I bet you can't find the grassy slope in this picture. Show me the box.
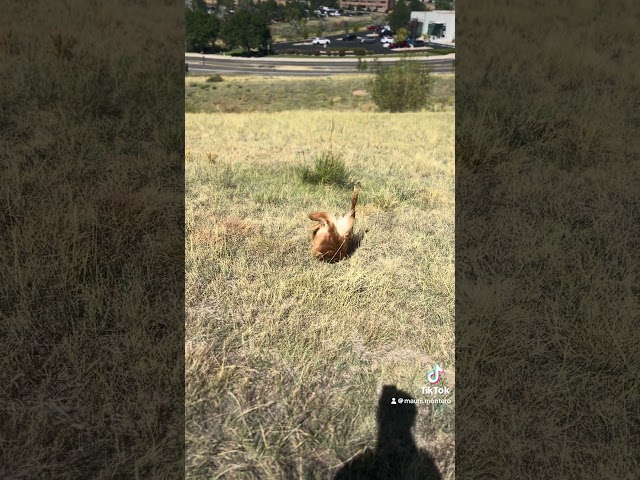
[186,82,455,477]
[185,74,455,113]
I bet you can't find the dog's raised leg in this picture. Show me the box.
[336,185,360,238]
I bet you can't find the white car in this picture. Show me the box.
[380,36,394,44]
[312,37,331,45]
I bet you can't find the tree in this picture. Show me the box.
[388,0,411,31]
[221,9,272,51]
[435,0,453,10]
[409,0,427,11]
[286,18,308,40]
[284,0,305,21]
[283,0,307,39]
[185,7,221,52]
[256,0,285,22]
[190,0,208,11]
[368,57,433,112]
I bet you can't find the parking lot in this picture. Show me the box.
[271,31,454,56]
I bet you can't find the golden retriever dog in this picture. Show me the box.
[308,184,360,262]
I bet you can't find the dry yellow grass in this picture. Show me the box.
[186,110,455,478]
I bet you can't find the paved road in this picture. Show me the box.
[272,31,454,56]
[184,54,454,77]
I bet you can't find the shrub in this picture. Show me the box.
[338,49,346,56]
[300,150,353,188]
[313,49,321,56]
[206,74,224,82]
[354,48,366,56]
[430,47,455,55]
[368,57,433,112]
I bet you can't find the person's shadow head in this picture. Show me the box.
[333,385,442,480]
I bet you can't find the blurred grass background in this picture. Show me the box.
[0,1,184,478]
[456,0,640,478]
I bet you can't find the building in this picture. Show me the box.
[410,10,455,44]
[340,0,396,13]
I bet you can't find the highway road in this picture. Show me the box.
[184,54,455,77]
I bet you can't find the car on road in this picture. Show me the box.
[342,34,358,41]
[311,37,331,45]
[411,39,426,47]
[360,36,377,44]
[380,36,394,44]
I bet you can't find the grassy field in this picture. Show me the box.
[185,73,455,114]
[186,77,455,478]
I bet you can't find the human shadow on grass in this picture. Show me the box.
[333,385,442,480]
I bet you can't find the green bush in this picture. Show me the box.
[354,48,366,56]
[338,49,346,56]
[300,151,353,188]
[206,74,224,82]
[368,57,433,112]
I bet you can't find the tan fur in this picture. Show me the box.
[309,185,360,262]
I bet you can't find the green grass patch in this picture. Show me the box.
[300,150,354,188]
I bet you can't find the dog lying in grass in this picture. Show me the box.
[309,184,360,263]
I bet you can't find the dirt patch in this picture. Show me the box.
[352,89,368,96]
